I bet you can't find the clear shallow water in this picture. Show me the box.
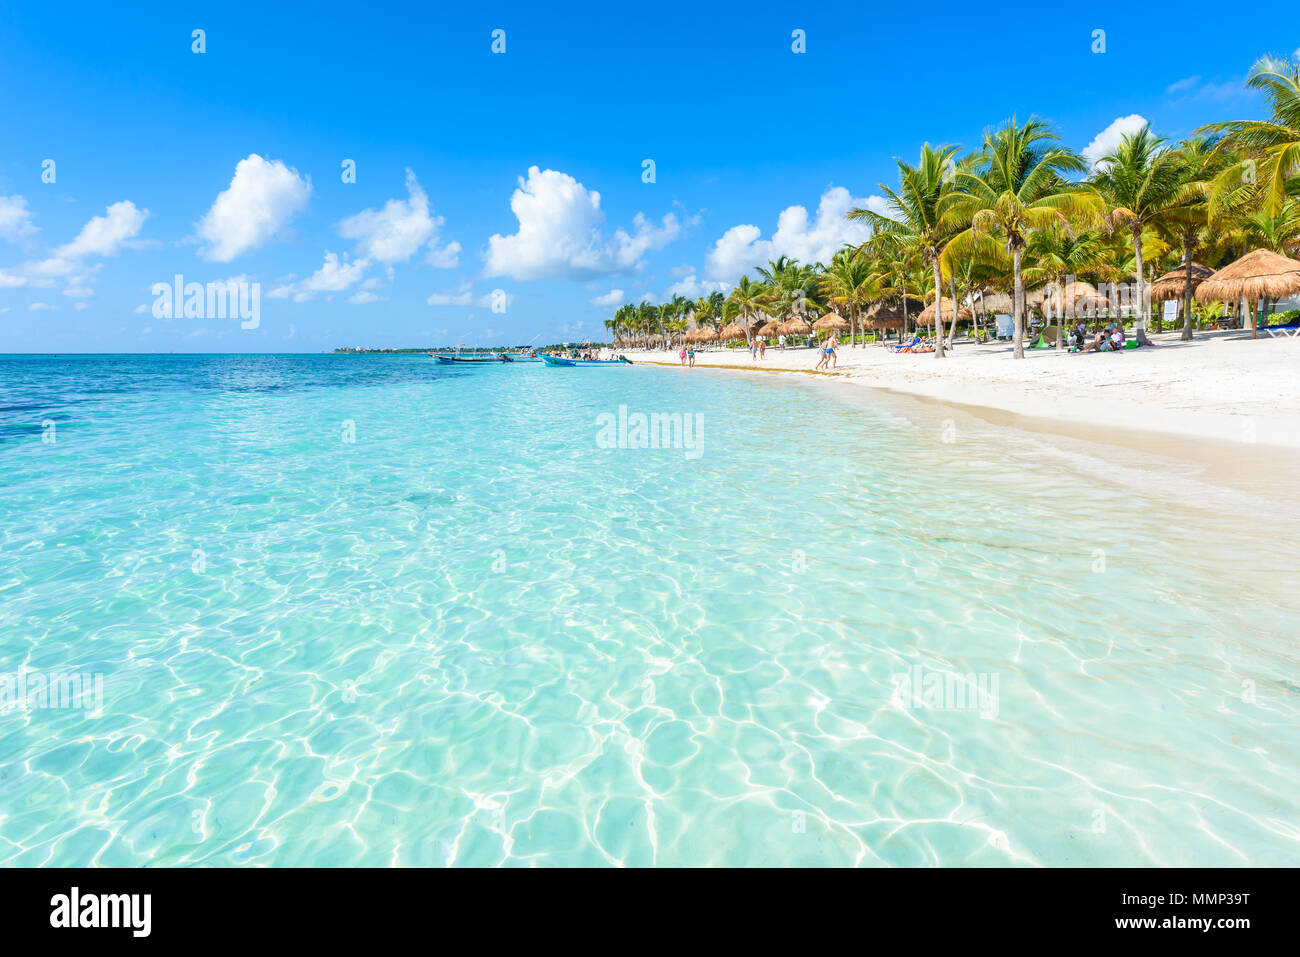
[1,353,1298,867]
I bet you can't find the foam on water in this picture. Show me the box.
[1,354,1298,866]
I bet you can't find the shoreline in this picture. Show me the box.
[625,328,1300,451]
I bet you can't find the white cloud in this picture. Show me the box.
[1166,76,1200,95]
[484,166,681,281]
[7,202,144,298]
[29,302,55,311]
[269,252,368,302]
[425,283,509,309]
[426,241,461,269]
[427,283,474,307]
[74,302,88,310]
[0,195,38,244]
[133,304,148,314]
[704,186,877,281]
[1083,114,1150,169]
[347,290,385,304]
[197,154,311,262]
[57,200,148,258]
[338,169,456,265]
[590,288,625,308]
[665,274,731,300]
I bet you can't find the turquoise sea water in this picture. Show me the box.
[1,353,1298,867]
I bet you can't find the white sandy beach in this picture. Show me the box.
[626,329,1300,450]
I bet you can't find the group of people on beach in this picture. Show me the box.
[1070,322,1135,353]
[677,346,696,367]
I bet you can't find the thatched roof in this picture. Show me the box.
[685,327,718,343]
[863,297,925,322]
[1040,280,1110,317]
[974,291,1014,313]
[1194,249,1300,303]
[1149,262,1214,302]
[917,297,972,324]
[972,290,1049,313]
[812,313,850,332]
[755,320,782,337]
[718,322,748,340]
[777,317,812,335]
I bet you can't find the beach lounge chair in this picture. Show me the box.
[1264,320,1300,338]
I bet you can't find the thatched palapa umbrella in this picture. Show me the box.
[1041,281,1110,319]
[1195,249,1300,338]
[812,312,850,334]
[861,298,922,343]
[976,291,1015,314]
[1149,262,1214,302]
[755,320,782,338]
[718,322,749,341]
[777,317,812,336]
[916,297,971,326]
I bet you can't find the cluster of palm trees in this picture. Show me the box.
[604,54,1300,359]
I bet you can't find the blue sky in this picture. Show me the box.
[0,0,1294,352]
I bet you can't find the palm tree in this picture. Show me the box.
[1022,225,1107,348]
[940,117,1101,358]
[1155,136,1237,340]
[636,300,658,349]
[1091,125,1186,341]
[723,276,767,344]
[1198,55,1300,217]
[822,248,879,346]
[1241,200,1300,255]
[850,143,961,357]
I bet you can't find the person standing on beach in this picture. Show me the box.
[687,347,695,367]
[778,334,786,351]
[759,339,766,360]
[826,334,839,369]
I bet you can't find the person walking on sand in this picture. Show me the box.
[759,339,766,360]
[679,346,687,366]
[687,346,695,367]
[814,339,829,371]
[778,333,786,352]
[825,334,839,369]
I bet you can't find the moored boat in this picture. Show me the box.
[541,354,632,367]
[431,353,510,363]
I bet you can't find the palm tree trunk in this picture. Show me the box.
[1131,226,1150,344]
[901,281,910,346]
[948,275,960,347]
[932,258,946,358]
[1012,245,1025,359]
[1181,236,1195,341]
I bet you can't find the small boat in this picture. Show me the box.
[541,354,632,367]
[431,353,511,364]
